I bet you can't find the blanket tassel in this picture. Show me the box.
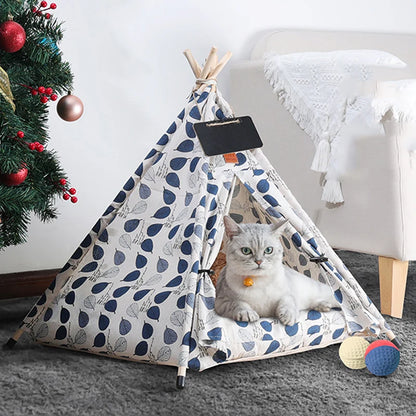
[311,135,330,173]
[322,179,344,204]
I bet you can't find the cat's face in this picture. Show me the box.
[223,216,285,276]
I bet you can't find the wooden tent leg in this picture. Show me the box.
[176,366,186,389]
[378,256,408,319]
[3,327,25,350]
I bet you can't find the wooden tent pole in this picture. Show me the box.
[209,51,232,79]
[200,46,218,79]
[183,49,202,78]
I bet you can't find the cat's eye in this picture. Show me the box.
[241,247,252,255]
[264,247,273,254]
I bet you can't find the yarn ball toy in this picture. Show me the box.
[365,340,400,376]
[339,337,370,369]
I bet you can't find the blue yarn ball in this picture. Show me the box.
[365,340,400,376]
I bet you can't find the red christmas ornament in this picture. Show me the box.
[57,92,84,121]
[0,20,26,53]
[0,166,28,186]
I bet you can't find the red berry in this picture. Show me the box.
[59,178,67,185]
[17,131,24,138]
[50,3,57,9]
[32,7,37,12]
[40,1,47,7]
[50,94,58,101]
[34,141,40,146]
[40,96,48,104]
[45,87,53,95]
[69,187,76,195]
[31,89,38,96]
[28,143,36,150]
[71,196,78,203]
[36,11,42,16]
[45,13,51,19]
[63,193,70,200]
[38,86,45,94]
[36,144,44,152]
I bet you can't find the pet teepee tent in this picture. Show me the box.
[7,48,398,389]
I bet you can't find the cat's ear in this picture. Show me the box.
[270,219,289,236]
[223,215,242,239]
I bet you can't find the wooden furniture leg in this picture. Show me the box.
[378,256,408,319]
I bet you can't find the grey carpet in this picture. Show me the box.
[1,251,415,416]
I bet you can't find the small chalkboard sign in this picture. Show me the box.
[194,116,263,156]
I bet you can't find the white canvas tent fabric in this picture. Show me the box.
[11,49,396,387]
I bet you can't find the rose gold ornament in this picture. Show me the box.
[0,165,28,186]
[57,92,84,121]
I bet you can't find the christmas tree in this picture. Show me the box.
[0,0,80,249]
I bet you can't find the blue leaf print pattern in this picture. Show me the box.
[142,323,153,339]
[307,325,321,335]
[176,140,194,152]
[119,318,132,336]
[123,270,140,282]
[124,219,140,233]
[139,183,151,199]
[334,289,343,303]
[310,335,323,346]
[265,340,280,354]
[332,328,345,339]
[147,306,160,321]
[78,311,89,328]
[285,323,299,336]
[153,206,171,219]
[307,310,322,321]
[207,327,222,341]
[81,262,98,273]
[135,341,148,356]
[154,291,171,304]
[147,224,163,237]
[157,258,169,273]
[71,277,88,290]
[136,254,148,269]
[114,249,125,265]
[185,122,196,138]
[99,314,110,330]
[166,172,180,188]
[164,327,178,344]
[141,239,153,253]
[163,188,176,205]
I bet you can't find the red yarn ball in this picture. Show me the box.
[0,20,26,53]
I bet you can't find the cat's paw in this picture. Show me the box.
[234,309,259,323]
[276,305,298,326]
[314,301,332,312]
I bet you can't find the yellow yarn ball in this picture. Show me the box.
[339,337,370,369]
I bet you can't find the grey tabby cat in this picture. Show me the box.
[214,216,339,325]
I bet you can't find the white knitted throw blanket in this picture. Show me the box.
[264,50,406,203]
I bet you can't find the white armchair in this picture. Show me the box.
[230,30,416,318]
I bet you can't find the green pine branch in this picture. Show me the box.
[0,1,76,249]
